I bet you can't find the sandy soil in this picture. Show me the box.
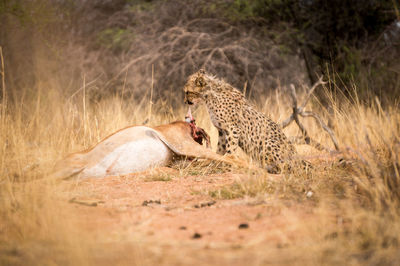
[50,164,333,265]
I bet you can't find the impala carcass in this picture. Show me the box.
[51,112,245,179]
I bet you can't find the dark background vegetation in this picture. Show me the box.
[0,0,399,103]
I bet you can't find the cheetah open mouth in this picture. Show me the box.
[186,100,194,105]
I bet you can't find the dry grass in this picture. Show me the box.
[0,69,400,265]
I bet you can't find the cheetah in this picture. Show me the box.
[183,69,296,173]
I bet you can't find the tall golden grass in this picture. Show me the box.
[0,60,400,265]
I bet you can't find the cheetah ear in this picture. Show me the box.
[195,76,206,87]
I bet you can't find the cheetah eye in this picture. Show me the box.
[195,77,205,87]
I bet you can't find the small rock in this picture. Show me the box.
[192,232,202,239]
[142,199,161,206]
[179,226,187,230]
[238,223,249,229]
[193,201,216,208]
[207,201,216,206]
[306,191,313,198]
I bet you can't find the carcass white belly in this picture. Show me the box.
[80,127,173,178]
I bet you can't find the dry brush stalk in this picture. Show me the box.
[281,76,340,152]
[98,7,307,100]
[0,46,6,122]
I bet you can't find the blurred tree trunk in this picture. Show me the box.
[0,14,36,100]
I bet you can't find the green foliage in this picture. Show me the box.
[3,0,397,100]
[253,0,295,22]
[128,0,155,12]
[223,0,257,21]
[338,45,363,83]
[252,0,398,96]
[97,27,132,52]
[201,0,258,21]
[201,0,397,94]
[0,0,69,29]
[0,1,26,20]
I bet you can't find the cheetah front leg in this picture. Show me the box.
[225,126,240,155]
[217,130,227,155]
[263,138,283,174]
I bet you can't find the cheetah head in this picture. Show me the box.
[183,69,210,105]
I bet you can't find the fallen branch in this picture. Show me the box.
[281,76,340,152]
[301,111,340,150]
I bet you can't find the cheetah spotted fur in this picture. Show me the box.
[183,69,296,173]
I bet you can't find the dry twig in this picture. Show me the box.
[281,76,340,152]
[0,46,6,123]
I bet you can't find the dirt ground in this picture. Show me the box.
[53,163,334,266]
